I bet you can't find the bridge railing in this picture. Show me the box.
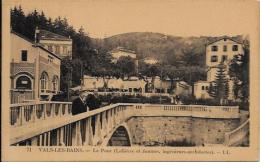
[130,104,239,118]
[10,103,240,146]
[92,91,171,97]
[10,103,135,146]
[10,101,72,127]
[224,119,249,146]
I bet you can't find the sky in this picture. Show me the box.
[5,0,257,38]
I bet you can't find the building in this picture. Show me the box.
[193,81,211,99]
[206,36,244,82]
[152,76,172,93]
[174,81,192,96]
[109,47,137,63]
[37,29,72,59]
[10,31,61,103]
[143,57,159,65]
[121,77,146,93]
[83,75,146,93]
[193,36,244,100]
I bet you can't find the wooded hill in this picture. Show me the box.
[92,32,245,66]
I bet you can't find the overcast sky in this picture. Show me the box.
[6,0,256,38]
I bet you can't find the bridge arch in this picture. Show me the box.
[102,123,132,146]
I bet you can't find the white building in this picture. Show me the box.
[83,75,146,93]
[37,29,73,59]
[174,81,192,96]
[206,36,244,82]
[194,36,244,100]
[143,57,159,65]
[10,31,61,103]
[193,81,211,99]
[109,47,137,63]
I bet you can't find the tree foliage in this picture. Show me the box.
[208,63,229,105]
[115,56,136,79]
[229,46,249,103]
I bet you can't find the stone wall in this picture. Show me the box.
[126,116,239,146]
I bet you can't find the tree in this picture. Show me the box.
[208,63,229,105]
[181,47,201,66]
[11,6,26,34]
[229,45,249,103]
[116,56,136,79]
[60,57,72,91]
[139,63,160,92]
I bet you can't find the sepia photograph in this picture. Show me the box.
[2,0,259,161]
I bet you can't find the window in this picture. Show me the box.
[211,45,218,51]
[232,45,238,51]
[52,76,59,93]
[40,72,49,92]
[223,45,227,52]
[202,86,205,90]
[48,55,54,64]
[48,45,53,52]
[211,56,218,62]
[21,50,27,61]
[206,86,209,90]
[63,46,68,54]
[55,45,60,54]
[222,55,228,62]
[16,76,32,89]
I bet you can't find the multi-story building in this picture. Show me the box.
[37,29,72,59]
[206,36,244,82]
[10,31,61,103]
[194,36,244,99]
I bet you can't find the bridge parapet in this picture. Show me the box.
[10,103,134,146]
[10,103,240,146]
[130,104,239,118]
[10,101,72,127]
[224,119,249,146]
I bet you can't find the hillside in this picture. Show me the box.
[91,32,244,66]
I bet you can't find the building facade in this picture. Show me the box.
[10,32,61,103]
[83,75,146,93]
[193,81,211,99]
[206,37,244,82]
[194,36,244,99]
[37,29,72,59]
[143,57,158,65]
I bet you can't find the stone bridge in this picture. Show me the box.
[10,101,249,147]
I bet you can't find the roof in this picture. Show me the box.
[194,80,210,84]
[11,31,61,60]
[110,47,136,54]
[11,30,35,44]
[206,36,243,46]
[38,29,72,41]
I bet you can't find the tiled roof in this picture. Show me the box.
[206,36,243,46]
[38,29,72,41]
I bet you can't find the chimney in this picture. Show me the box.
[34,26,40,44]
